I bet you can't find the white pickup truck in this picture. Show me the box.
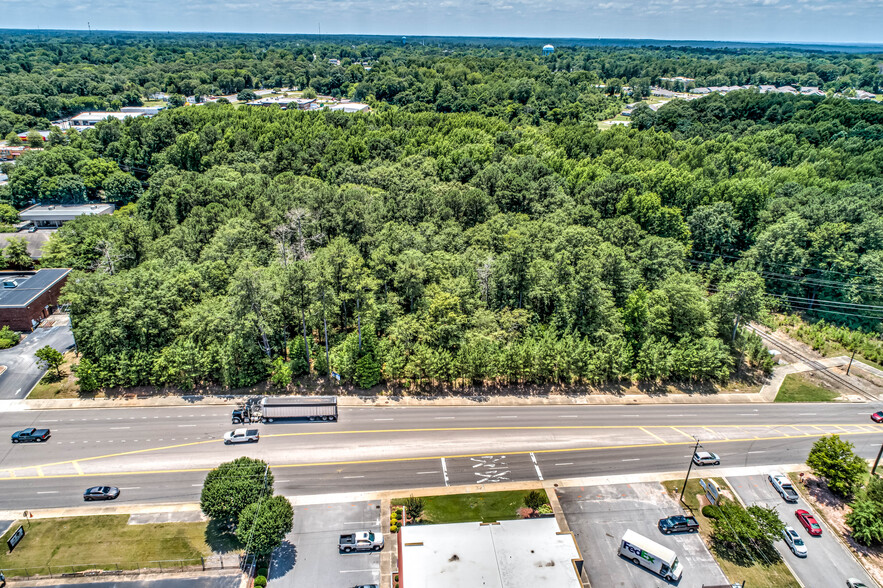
[339,531,384,553]
[768,472,799,503]
[223,428,260,445]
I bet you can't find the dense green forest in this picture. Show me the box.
[1,32,882,391]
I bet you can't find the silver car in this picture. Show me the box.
[782,526,807,557]
[692,451,720,466]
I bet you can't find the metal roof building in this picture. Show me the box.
[20,204,115,228]
[0,269,71,331]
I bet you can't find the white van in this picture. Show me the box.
[619,529,683,582]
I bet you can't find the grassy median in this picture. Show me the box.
[775,373,839,402]
[0,515,224,576]
[661,479,799,588]
[393,489,547,524]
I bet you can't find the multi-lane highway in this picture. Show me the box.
[0,403,880,509]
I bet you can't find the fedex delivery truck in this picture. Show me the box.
[619,529,683,582]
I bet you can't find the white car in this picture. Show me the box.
[847,580,869,588]
[782,526,807,557]
[692,451,720,466]
[223,428,260,444]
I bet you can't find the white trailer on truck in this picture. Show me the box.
[260,396,338,422]
[619,529,683,582]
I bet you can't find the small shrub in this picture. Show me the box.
[0,325,21,349]
[403,495,425,520]
[524,490,545,511]
[253,576,267,587]
[702,504,718,519]
[391,524,398,533]
[395,507,403,517]
[257,568,268,578]
[537,503,553,515]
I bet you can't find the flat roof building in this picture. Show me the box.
[69,111,144,128]
[401,518,584,588]
[20,203,115,228]
[0,269,71,331]
[328,102,370,113]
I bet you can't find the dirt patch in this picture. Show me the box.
[793,473,883,586]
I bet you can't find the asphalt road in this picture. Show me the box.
[727,474,876,588]
[558,482,728,587]
[18,574,242,588]
[0,324,73,399]
[269,501,382,588]
[0,403,880,510]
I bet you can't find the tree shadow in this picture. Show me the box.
[204,519,243,554]
[711,538,781,568]
[268,540,297,579]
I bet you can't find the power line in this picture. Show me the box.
[691,250,873,279]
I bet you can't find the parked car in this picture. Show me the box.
[353,585,380,588]
[847,579,869,588]
[871,411,883,423]
[796,509,822,536]
[83,486,120,501]
[11,428,51,443]
[658,515,699,534]
[768,472,799,502]
[223,428,260,444]
[781,526,807,557]
[339,531,384,553]
[692,451,720,466]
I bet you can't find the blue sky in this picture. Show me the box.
[4,0,881,45]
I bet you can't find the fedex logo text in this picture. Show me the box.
[623,541,656,564]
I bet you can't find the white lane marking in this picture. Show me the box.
[343,476,365,479]
[15,389,22,396]
[416,471,438,475]
[798,413,817,415]
[118,487,141,490]
[373,418,394,421]
[339,569,376,573]
[667,414,695,417]
[497,416,518,419]
[558,415,578,418]
[441,457,449,487]
[191,484,202,487]
[343,521,379,525]
[738,413,758,416]
[41,420,58,422]
[621,458,640,462]
[748,451,766,454]
[434,417,455,420]
[177,425,197,428]
[530,452,543,481]
[555,462,574,466]
[110,427,130,430]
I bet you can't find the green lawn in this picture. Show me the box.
[775,373,839,402]
[393,489,547,524]
[0,515,230,577]
[661,479,799,588]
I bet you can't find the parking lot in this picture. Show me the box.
[727,475,877,588]
[557,482,727,587]
[268,500,381,588]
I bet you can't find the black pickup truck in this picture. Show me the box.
[11,428,51,443]
[658,515,699,534]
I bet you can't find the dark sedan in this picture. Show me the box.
[83,486,120,501]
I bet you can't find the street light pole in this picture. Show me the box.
[679,438,701,505]
[872,441,883,477]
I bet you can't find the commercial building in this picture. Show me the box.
[400,518,584,588]
[0,269,71,331]
[20,203,115,229]
[328,102,370,113]
[69,111,144,128]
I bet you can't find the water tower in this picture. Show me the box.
[542,44,554,56]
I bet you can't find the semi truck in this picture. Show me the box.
[619,529,683,582]
[232,396,338,424]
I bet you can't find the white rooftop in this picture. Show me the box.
[20,203,115,221]
[70,112,144,122]
[401,518,582,588]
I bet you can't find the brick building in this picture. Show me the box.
[0,269,71,331]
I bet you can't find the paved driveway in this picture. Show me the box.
[0,323,73,399]
[727,474,877,588]
[558,482,727,587]
[269,501,381,588]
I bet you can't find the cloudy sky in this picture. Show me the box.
[4,0,881,45]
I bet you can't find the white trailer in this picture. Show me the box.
[260,396,338,422]
[619,529,683,582]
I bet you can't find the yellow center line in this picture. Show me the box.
[36,467,43,478]
[72,461,84,476]
[640,427,669,444]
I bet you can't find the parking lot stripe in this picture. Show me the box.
[670,427,695,440]
[441,457,449,486]
[640,427,669,444]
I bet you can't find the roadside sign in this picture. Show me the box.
[6,525,24,552]
[331,371,341,382]
[699,479,720,505]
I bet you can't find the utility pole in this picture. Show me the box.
[846,348,857,376]
[873,441,883,477]
[322,291,330,377]
[679,438,701,505]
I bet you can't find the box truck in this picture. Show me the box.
[619,529,683,582]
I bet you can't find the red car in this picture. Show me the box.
[872,411,883,423]
[796,509,822,536]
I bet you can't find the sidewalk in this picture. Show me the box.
[1,355,875,413]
